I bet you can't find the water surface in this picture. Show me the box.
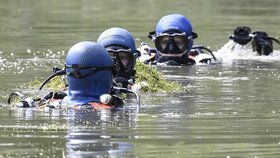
[1,0,280,157]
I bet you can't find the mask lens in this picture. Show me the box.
[118,51,130,67]
[107,48,132,69]
[156,33,189,54]
[173,35,187,50]
[158,36,170,51]
[108,51,116,57]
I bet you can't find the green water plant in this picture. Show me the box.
[22,61,184,93]
[21,76,65,91]
[134,61,184,92]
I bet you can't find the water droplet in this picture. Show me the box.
[27,49,31,53]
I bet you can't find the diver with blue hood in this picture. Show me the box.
[97,27,139,88]
[8,41,130,108]
[61,41,127,108]
[140,14,216,65]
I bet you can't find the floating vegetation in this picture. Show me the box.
[17,61,184,93]
[134,61,184,92]
[21,76,66,92]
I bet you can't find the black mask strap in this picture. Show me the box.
[65,64,115,79]
[148,31,156,40]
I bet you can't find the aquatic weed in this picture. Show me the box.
[135,61,184,92]
[18,61,184,93]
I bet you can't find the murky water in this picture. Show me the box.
[1,0,280,157]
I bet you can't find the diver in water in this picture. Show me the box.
[61,41,124,107]
[139,14,216,65]
[251,31,280,56]
[229,26,253,46]
[8,41,127,108]
[229,26,280,56]
[97,27,139,88]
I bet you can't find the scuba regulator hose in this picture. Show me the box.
[38,69,66,91]
[113,86,140,108]
[8,68,66,106]
[192,45,217,61]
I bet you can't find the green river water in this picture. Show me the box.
[0,0,280,157]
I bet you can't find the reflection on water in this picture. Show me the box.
[66,109,138,157]
[0,108,139,157]
[0,108,66,157]
[1,0,280,157]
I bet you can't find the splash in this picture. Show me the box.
[213,40,280,63]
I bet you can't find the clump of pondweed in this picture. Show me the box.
[21,76,66,91]
[22,61,184,93]
[135,61,184,92]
